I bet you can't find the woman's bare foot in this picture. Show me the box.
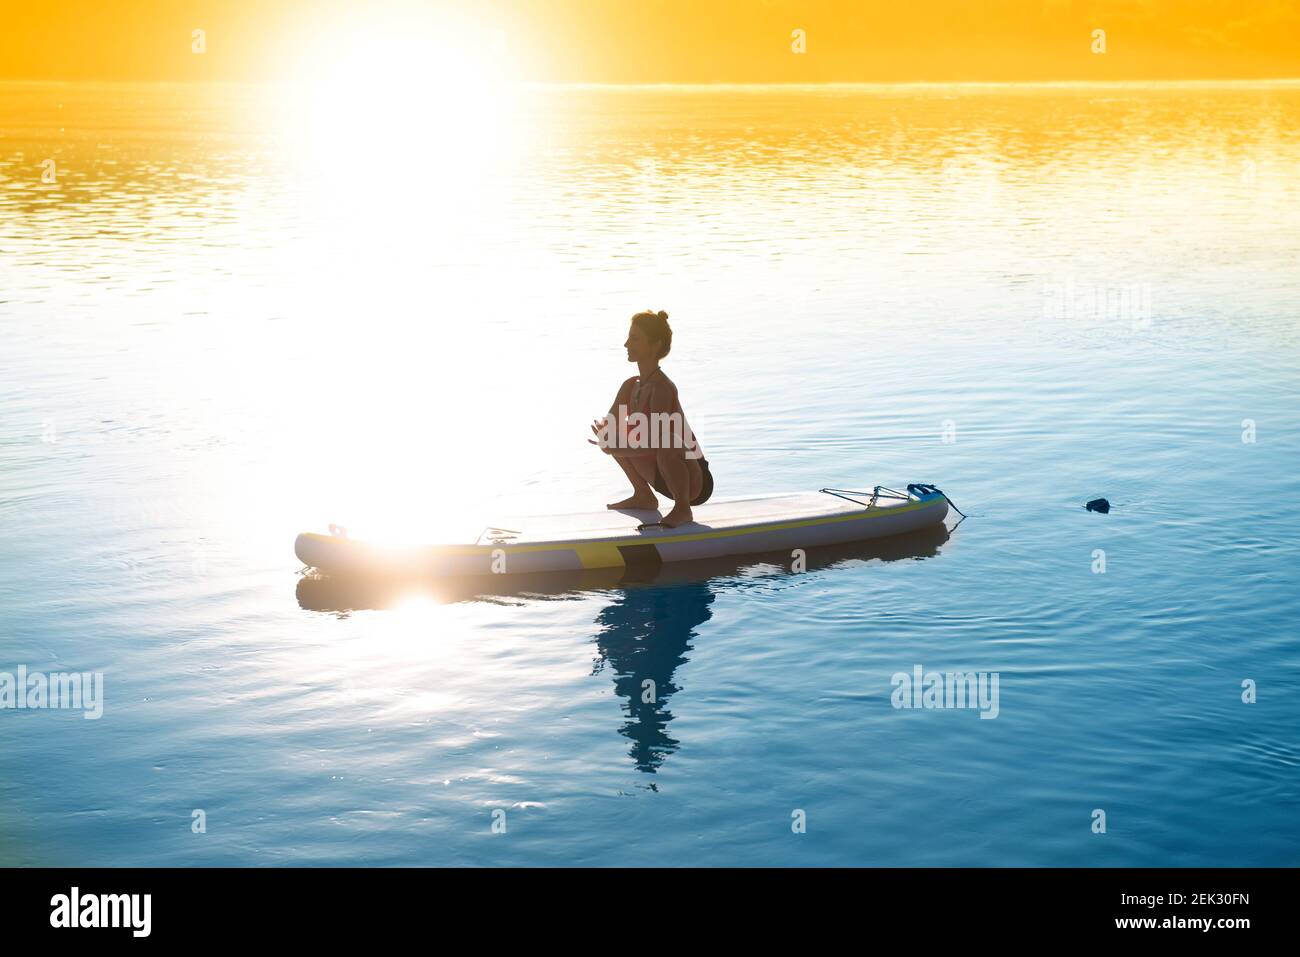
[661,504,693,527]
[608,492,658,510]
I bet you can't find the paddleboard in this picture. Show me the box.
[294,485,952,578]
[296,521,953,611]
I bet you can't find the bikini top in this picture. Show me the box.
[630,368,664,412]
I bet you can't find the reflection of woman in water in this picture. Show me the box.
[593,580,715,774]
[591,310,713,527]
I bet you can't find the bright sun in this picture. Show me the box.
[276,5,524,189]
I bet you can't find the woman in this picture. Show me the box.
[590,310,713,527]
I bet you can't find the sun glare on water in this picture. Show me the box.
[279,9,525,197]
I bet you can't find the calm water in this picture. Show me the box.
[2,80,1298,866]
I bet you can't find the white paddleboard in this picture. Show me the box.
[295,486,951,578]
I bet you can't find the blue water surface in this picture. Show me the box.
[1,81,1298,865]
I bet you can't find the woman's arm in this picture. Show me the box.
[591,378,643,456]
[609,376,634,416]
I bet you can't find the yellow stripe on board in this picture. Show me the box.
[573,542,627,570]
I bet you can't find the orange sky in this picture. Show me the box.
[1,0,1297,83]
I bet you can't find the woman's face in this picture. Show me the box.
[624,322,658,363]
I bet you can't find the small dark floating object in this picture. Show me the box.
[1085,498,1110,513]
